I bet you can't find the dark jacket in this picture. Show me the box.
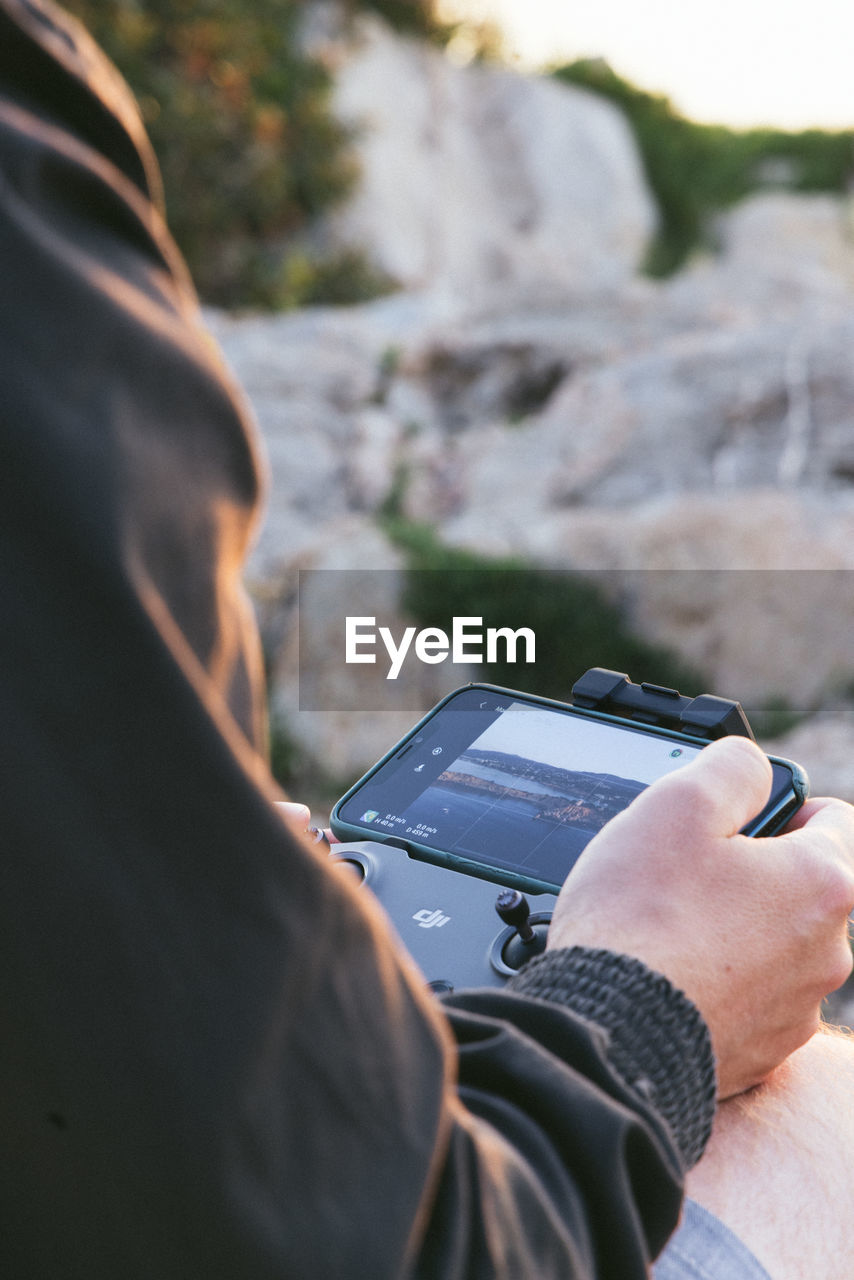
[0,2,713,1274]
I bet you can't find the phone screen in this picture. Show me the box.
[333,686,801,891]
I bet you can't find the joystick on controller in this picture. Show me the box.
[493,889,549,972]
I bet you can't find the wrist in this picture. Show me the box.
[508,946,717,1170]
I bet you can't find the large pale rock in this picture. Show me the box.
[264,519,414,780]
[714,192,854,295]
[764,717,854,804]
[262,518,474,780]
[323,16,657,303]
[206,303,432,580]
[423,303,854,531]
[608,556,854,712]
[437,494,854,709]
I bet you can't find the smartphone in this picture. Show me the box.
[331,684,809,895]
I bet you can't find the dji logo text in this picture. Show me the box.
[413,908,451,929]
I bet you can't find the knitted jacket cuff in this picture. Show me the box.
[508,946,717,1169]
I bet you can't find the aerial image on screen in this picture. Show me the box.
[398,700,700,885]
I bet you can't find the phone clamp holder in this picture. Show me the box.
[570,668,755,741]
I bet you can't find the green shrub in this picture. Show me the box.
[554,59,854,276]
[274,247,399,310]
[383,519,706,701]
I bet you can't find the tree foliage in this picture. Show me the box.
[554,59,854,276]
[63,0,358,306]
[343,0,452,41]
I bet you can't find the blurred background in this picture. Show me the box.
[64,0,854,819]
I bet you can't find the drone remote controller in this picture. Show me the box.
[329,670,807,994]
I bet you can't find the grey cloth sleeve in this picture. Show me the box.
[509,947,718,1170]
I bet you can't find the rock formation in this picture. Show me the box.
[316,13,657,303]
[206,15,854,790]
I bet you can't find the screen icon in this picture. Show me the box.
[361,810,380,822]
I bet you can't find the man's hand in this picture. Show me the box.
[274,801,338,847]
[547,736,854,1097]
